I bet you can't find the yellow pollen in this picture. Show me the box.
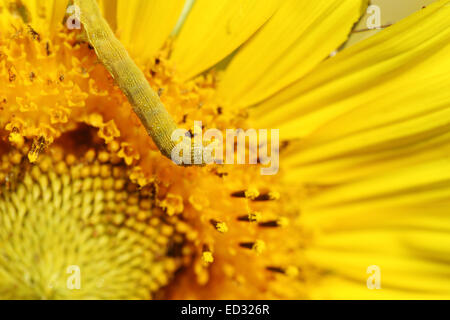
[159,194,184,216]
[277,217,289,228]
[202,252,214,265]
[248,211,262,222]
[245,188,260,200]
[252,240,266,255]
[215,222,228,233]
[268,191,281,200]
[285,266,300,278]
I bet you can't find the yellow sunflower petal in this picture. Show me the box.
[310,229,450,262]
[261,0,450,184]
[310,276,449,300]
[1,0,68,33]
[0,1,13,30]
[304,203,450,234]
[217,0,368,108]
[283,128,450,185]
[43,0,68,31]
[98,0,117,31]
[253,0,450,136]
[116,0,185,60]
[307,254,450,299]
[170,0,279,80]
[299,158,450,250]
[299,156,450,298]
[305,229,450,298]
[303,158,450,210]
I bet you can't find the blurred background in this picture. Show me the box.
[346,0,436,47]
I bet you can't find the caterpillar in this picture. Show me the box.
[73,0,201,165]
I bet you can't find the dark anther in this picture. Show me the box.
[231,190,246,198]
[252,193,275,201]
[209,219,219,227]
[27,26,41,42]
[266,266,285,274]
[239,242,255,250]
[259,220,280,228]
[8,72,16,82]
[214,171,228,178]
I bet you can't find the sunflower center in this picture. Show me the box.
[0,147,190,299]
[0,12,308,300]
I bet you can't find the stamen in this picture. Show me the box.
[202,251,214,265]
[266,266,299,277]
[259,218,288,228]
[231,190,247,198]
[239,240,266,254]
[28,137,47,163]
[231,189,280,201]
[210,219,229,233]
[231,188,260,199]
[27,26,40,42]
[202,244,214,266]
[252,191,280,202]
[266,266,285,274]
[237,211,262,223]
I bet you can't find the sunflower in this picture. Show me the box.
[0,0,449,300]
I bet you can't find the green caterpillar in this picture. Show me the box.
[74,0,201,165]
